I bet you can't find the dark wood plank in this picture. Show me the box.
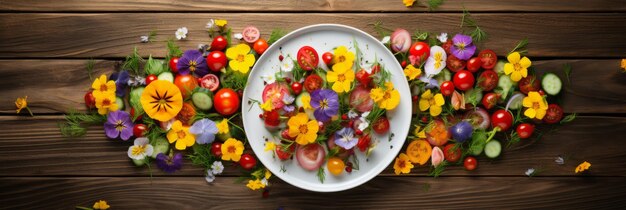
[0,13,625,58]
[2,59,624,114]
[1,0,624,12]
[1,116,624,177]
[1,176,625,209]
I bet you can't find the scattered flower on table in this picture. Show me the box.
[15,96,33,116]
[522,91,548,120]
[403,64,422,81]
[419,89,445,116]
[394,153,414,175]
[156,152,183,173]
[189,119,218,144]
[575,161,591,173]
[221,138,244,162]
[233,33,243,40]
[175,27,188,40]
[451,34,476,60]
[431,146,444,167]
[211,161,224,175]
[370,82,401,110]
[92,200,110,210]
[103,110,133,140]
[140,35,149,43]
[403,0,416,7]
[177,50,209,76]
[504,52,531,82]
[436,33,448,43]
[620,59,626,72]
[310,89,339,122]
[225,44,256,74]
[380,36,390,44]
[140,80,183,122]
[215,19,228,27]
[555,156,565,165]
[166,120,196,150]
[525,168,536,177]
[205,170,216,183]
[425,46,447,77]
[287,113,319,145]
[334,127,358,150]
[246,179,266,190]
[127,137,154,160]
[205,19,215,29]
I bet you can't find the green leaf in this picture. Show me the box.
[267,28,288,45]
[563,63,572,84]
[413,30,429,41]
[166,39,183,58]
[461,9,488,43]
[86,59,95,81]
[317,167,326,183]
[427,0,445,11]
[509,38,529,55]
[429,161,447,177]
[560,113,576,124]
[122,47,144,75]
[144,55,165,75]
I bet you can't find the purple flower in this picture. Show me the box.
[103,110,134,140]
[177,50,209,77]
[334,127,358,150]
[189,119,218,144]
[451,34,476,60]
[156,153,183,173]
[110,71,129,97]
[309,89,339,122]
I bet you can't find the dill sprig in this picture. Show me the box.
[317,167,326,183]
[460,9,487,43]
[221,70,248,91]
[59,110,106,137]
[148,30,158,42]
[370,21,392,38]
[427,0,445,11]
[563,63,572,84]
[86,59,95,80]
[122,47,144,75]
[509,38,529,55]
[188,144,217,170]
[429,161,448,177]
[560,113,577,124]
[165,39,183,65]
[267,28,288,45]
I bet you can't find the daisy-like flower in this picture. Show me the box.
[424,46,447,77]
[522,91,548,120]
[221,138,244,162]
[380,36,390,44]
[140,80,183,122]
[205,170,216,183]
[332,46,355,68]
[215,19,227,27]
[95,93,118,115]
[280,56,294,72]
[575,161,591,173]
[205,19,215,29]
[504,52,531,82]
[156,153,183,173]
[103,110,133,140]
[261,73,276,84]
[525,168,536,177]
[233,33,243,40]
[166,120,196,150]
[127,137,154,160]
[431,146,444,167]
[369,82,401,110]
[177,50,209,77]
[211,161,224,175]
[91,74,116,99]
[287,113,319,145]
[189,119,218,144]
[310,89,339,122]
[93,200,110,210]
[393,153,414,175]
[140,35,149,43]
[419,89,445,116]
[403,64,422,81]
[175,27,188,40]
[334,127,358,150]
[451,34,476,61]
[436,33,448,43]
[226,44,256,74]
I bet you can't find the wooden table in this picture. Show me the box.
[1,0,626,209]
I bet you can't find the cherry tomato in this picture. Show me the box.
[214,88,240,116]
[199,74,220,91]
[446,55,466,72]
[327,157,346,176]
[491,109,514,131]
[206,51,228,72]
[174,74,198,98]
[130,107,143,122]
[242,26,260,43]
[253,38,269,55]
[372,117,390,134]
[543,104,564,124]
[453,70,475,91]
[84,91,96,109]
[477,70,499,92]
[304,74,323,93]
[442,40,453,54]
[467,57,483,73]
[176,103,197,126]
[211,142,222,157]
[145,74,158,85]
[210,36,228,51]
[440,81,455,96]
[355,69,371,87]
[443,144,462,163]
[322,52,333,66]
[409,42,430,65]
[478,49,497,69]
[263,110,280,128]
[275,144,294,160]
[133,124,147,137]
[518,75,541,95]
[516,123,535,139]
[291,82,303,95]
[481,92,500,110]
[239,154,257,170]
[463,156,478,171]
[297,46,319,71]
[169,57,179,73]
[356,134,371,152]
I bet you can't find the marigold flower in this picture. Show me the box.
[92,200,110,210]
[221,138,244,162]
[332,46,355,68]
[370,82,401,110]
[166,120,196,150]
[393,153,414,175]
[287,113,319,145]
[215,19,228,27]
[504,52,531,82]
[226,44,255,74]
[327,63,355,93]
[216,118,230,134]
[246,179,266,190]
[95,93,118,115]
[419,89,445,116]
[575,161,591,173]
[522,91,548,120]
[264,142,276,152]
[403,64,422,81]
[91,74,116,99]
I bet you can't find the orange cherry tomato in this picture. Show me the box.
[174,74,198,98]
[327,157,345,176]
[406,140,432,165]
[253,38,269,55]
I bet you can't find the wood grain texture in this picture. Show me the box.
[1,115,624,177]
[1,59,624,114]
[1,13,625,58]
[1,176,625,209]
[1,0,625,12]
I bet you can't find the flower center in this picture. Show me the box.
[102,99,111,106]
[177,130,186,139]
[398,159,406,168]
[115,120,125,132]
[100,84,108,92]
[189,60,197,72]
[319,99,328,109]
[514,63,522,71]
[338,74,346,82]
[131,145,146,156]
[237,54,245,62]
[299,124,309,134]
[429,98,437,106]
[165,157,173,165]
[338,55,346,63]
[228,145,236,153]
[434,52,443,69]
[150,90,174,112]
[458,43,466,50]
[532,102,540,110]
[383,92,392,100]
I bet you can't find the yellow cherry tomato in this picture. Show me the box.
[406,140,432,165]
[327,157,345,176]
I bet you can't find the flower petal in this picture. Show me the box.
[507,52,521,63]
[419,99,430,111]
[504,63,514,75]
[434,94,445,106]
[520,57,532,68]
[430,105,442,116]
[524,108,537,118]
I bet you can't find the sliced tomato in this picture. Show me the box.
[304,74,323,93]
[242,26,260,43]
[478,70,499,92]
[446,55,466,72]
[478,49,497,69]
[518,75,541,95]
[199,74,220,91]
[543,104,563,124]
[297,46,319,71]
[262,82,290,109]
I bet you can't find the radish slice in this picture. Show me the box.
[505,92,524,111]
[295,144,326,171]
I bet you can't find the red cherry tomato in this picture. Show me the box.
[446,55,466,72]
[467,57,483,73]
[84,91,96,109]
[409,42,430,65]
[291,82,303,95]
[516,123,535,139]
[242,26,260,43]
[478,70,499,92]
[130,107,142,122]
[206,51,228,72]
[133,124,147,137]
[464,156,478,171]
[275,144,295,160]
[356,134,371,152]
[440,81,455,96]
[199,74,220,91]
[491,109,514,131]
[214,88,240,116]
[210,36,228,51]
[444,144,462,163]
[239,154,257,170]
[355,69,372,87]
[478,49,497,69]
[174,74,198,98]
[253,38,269,55]
[543,104,564,124]
[442,40,453,54]
[304,74,323,93]
[297,46,319,71]
[372,117,390,134]
[211,142,222,157]
[518,76,541,95]
[169,57,179,73]
[263,110,280,128]
[370,64,381,75]
[145,74,158,85]
[481,92,500,110]
[322,52,333,66]
[453,70,475,91]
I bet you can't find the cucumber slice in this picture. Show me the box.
[132,158,147,166]
[435,69,452,84]
[494,60,506,75]
[496,74,514,100]
[484,140,502,158]
[158,72,174,83]
[192,91,213,111]
[542,73,562,96]
[295,92,310,108]
[115,97,124,110]
[506,92,524,111]
[151,137,170,158]
[129,87,144,113]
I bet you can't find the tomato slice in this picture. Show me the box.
[242,26,260,43]
[446,55,466,72]
[543,104,563,124]
[443,144,462,163]
[478,70,499,92]
[297,46,319,71]
[262,83,289,109]
[175,102,197,126]
[406,140,432,165]
[304,74,323,93]
[518,75,541,95]
[479,49,497,69]
[199,74,220,91]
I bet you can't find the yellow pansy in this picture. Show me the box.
[522,91,548,120]
[140,80,183,122]
[327,62,355,93]
[216,118,230,134]
[264,141,276,152]
[403,65,422,81]
[333,46,355,67]
[221,138,244,162]
[93,200,110,210]
[403,0,416,7]
[260,100,274,111]
[418,89,445,116]
[370,82,401,110]
[504,52,531,82]
[575,161,591,173]
[226,44,255,74]
[95,93,118,115]
[91,74,116,99]
[215,19,227,27]
[246,179,266,190]
[166,120,196,150]
[393,153,414,175]
[287,113,319,145]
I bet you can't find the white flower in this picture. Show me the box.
[175,27,188,40]
[198,44,207,50]
[525,168,535,177]
[436,33,448,43]
[280,56,294,72]
[261,73,276,84]
[261,178,269,186]
[205,170,216,183]
[555,156,565,165]
[205,19,215,29]
[140,35,149,43]
[347,110,359,119]
[282,94,295,104]
[380,36,390,44]
[357,111,370,131]
[211,161,224,175]
[424,46,447,77]
[127,137,154,160]
[233,33,243,40]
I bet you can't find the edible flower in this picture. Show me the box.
[211,161,224,175]
[103,110,134,140]
[504,52,531,82]
[403,64,422,81]
[226,44,256,74]
[525,168,536,177]
[177,50,209,76]
[140,80,183,122]
[216,118,230,134]
[332,46,355,69]
[431,146,444,167]
[424,46,447,77]
[413,125,426,139]
[92,200,110,210]
[310,89,339,122]
[215,19,227,27]
[419,89,445,116]
[287,113,319,145]
[369,82,401,110]
[334,127,358,150]
[264,141,276,152]
[246,179,266,190]
[393,153,414,175]
[109,71,129,97]
[95,93,118,115]
[166,120,196,150]
[91,74,116,99]
[156,152,183,173]
[451,34,476,60]
[15,96,33,116]
[175,27,188,40]
[189,119,218,144]
[621,59,626,72]
[221,138,244,162]
[522,91,548,120]
[127,137,154,160]
[436,33,448,43]
[327,62,355,93]
[403,0,416,7]
[260,100,274,111]
[575,161,591,173]
[300,94,313,110]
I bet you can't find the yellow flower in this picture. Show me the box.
[575,161,591,173]
[226,44,255,74]
[260,100,274,111]
[301,94,313,110]
[327,62,355,93]
[403,65,422,81]
[264,169,272,179]
[419,89,445,116]
[393,153,414,175]
[91,74,116,99]
[522,91,548,120]
[264,141,276,152]
[216,118,230,134]
[95,93,118,115]
[246,179,266,190]
[215,19,227,27]
[140,80,183,122]
[15,96,33,116]
[403,0,416,7]
[369,82,401,110]
[221,138,244,162]
[166,120,196,150]
[287,113,319,145]
[93,200,110,210]
[504,52,531,82]
[621,59,626,72]
[413,125,426,139]
[333,46,355,67]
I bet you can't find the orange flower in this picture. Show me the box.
[575,161,591,173]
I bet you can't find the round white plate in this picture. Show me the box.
[242,24,411,192]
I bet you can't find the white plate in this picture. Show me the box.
[242,24,411,192]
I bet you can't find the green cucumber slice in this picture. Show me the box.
[484,140,502,158]
[496,74,514,100]
[115,97,124,110]
[541,73,562,96]
[192,92,213,111]
[494,60,506,75]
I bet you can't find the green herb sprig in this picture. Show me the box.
[461,9,487,43]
